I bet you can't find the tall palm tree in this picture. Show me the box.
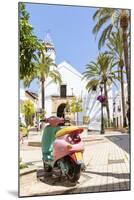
[120,10,130,86]
[92,8,130,84]
[83,53,119,127]
[23,50,62,113]
[106,30,127,127]
[92,8,130,128]
[120,10,130,128]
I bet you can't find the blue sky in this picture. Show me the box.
[22,3,106,92]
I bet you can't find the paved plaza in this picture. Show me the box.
[20,129,130,197]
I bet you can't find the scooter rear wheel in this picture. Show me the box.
[65,156,81,183]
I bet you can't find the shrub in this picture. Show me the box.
[20,122,26,128]
[20,162,28,169]
[20,157,28,169]
[20,126,28,137]
[20,99,35,127]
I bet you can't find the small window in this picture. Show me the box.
[60,85,67,97]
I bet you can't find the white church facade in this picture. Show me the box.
[38,39,113,130]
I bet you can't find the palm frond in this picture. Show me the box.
[93,8,114,21]
[86,79,99,92]
[83,61,101,80]
[108,77,118,88]
[92,15,111,35]
[49,70,62,84]
[23,74,35,88]
[92,9,101,20]
[98,24,113,49]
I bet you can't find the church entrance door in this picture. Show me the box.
[57,103,66,118]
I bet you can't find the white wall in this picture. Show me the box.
[44,61,83,98]
[57,61,83,97]
[113,83,128,127]
[81,83,113,129]
[45,96,52,118]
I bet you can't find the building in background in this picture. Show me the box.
[38,36,113,129]
[113,83,128,128]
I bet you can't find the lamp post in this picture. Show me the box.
[113,101,116,128]
[100,83,105,134]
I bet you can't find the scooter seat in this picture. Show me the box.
[56,126,83,138]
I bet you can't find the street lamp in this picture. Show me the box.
[100,82,105,134]
[113,101,116,128]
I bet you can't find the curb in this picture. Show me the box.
[82,138,104,142]
[20,166,37,176]
[28,141,41,147]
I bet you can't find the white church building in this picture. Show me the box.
[38,37,113,130]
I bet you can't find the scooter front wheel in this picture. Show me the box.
[43,162,52,173]
[65,156,81,183]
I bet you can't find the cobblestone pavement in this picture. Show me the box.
[20,132,130,197]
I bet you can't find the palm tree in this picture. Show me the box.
[120,10,130,128]
[106,30,127,127]
[92,8,130,83]
[83,53,119,127]
[92,8,130,128]
[23,49,62,113]
[120,10,130,86]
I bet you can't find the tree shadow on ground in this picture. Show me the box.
[61,180,130,195]
[84,170,130,180]
[106,134,129,154]
[29,181,130,197]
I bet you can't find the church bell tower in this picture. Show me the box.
[44,32,56,64]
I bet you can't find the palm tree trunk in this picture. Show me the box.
[122,31,130,128]
[122,31,129,84]
[104,83,110,127]
[41,79,45,113]
[120,10,130,128]
[120,65,127,127]
[120,10,129,84]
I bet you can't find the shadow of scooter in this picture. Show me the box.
[37,169,78,187]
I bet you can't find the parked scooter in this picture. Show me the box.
[43,118,85,183]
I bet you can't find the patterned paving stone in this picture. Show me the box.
[20,133,130,197]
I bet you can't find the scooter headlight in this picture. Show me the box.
[67,133,81,144]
